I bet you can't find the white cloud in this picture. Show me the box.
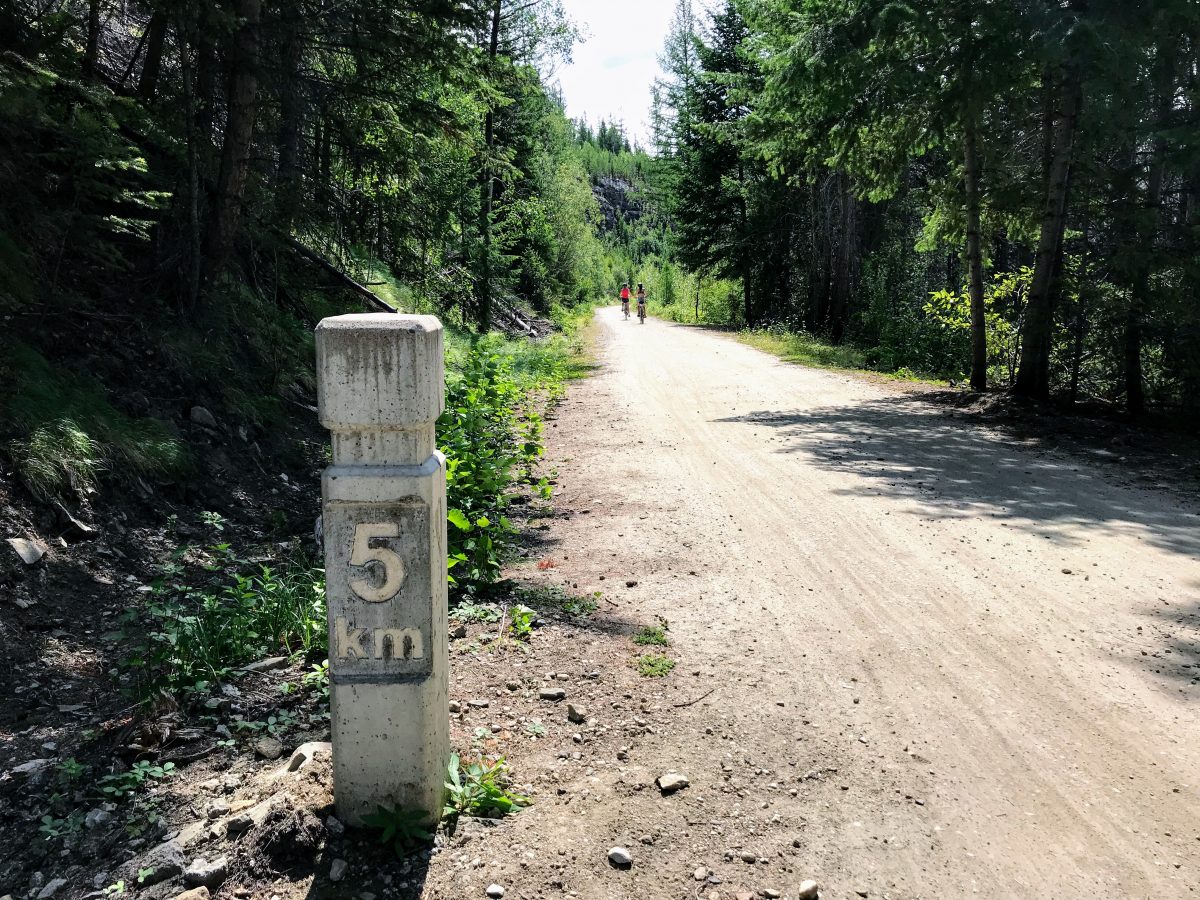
[554,0,677,147]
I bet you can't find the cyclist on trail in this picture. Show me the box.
[619,283,631,319]
[636,283,647,322]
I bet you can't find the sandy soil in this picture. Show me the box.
[486,307,1200,899]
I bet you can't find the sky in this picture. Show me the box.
[554,0,677,148]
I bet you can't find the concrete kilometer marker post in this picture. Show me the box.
[316,313,450,825]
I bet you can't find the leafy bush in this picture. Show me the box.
[439,347,545,587]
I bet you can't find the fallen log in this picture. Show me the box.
[285,237,395,315]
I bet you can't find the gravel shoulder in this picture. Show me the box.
[472,306,1200,899]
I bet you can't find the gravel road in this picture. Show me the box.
[519,306,1200,899]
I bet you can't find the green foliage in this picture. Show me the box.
[302,660,331,701]
[926,268,1028,384]
[633,625,669,647]
[443,753,530,822]
[122,553,326,694]
[513,584,599,618]
[440,350,528,586]
[439,330,579,590]
[647,0,1200,411]
[507,604,536,640]
[636,653,676,678]
[96,761,176,800]
[362,805,434,855]
[1,341,188,499]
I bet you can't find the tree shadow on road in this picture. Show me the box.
[1141,591,1200,693]
[714,395,1200,561]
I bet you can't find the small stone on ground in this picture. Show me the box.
[183,856,229,890]
[608,847,633,868]
[329,859,349,882]
[656,772,690,794]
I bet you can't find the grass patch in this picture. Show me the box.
[636,653,676,677]
[514,583,599,618]
[739,328,869,371]
[738,327,951,384]
[1,340,189,498]
[633,625,668,647]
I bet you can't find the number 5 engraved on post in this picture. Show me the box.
[349,523,407,602]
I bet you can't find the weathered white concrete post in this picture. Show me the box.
[316,314,449,826]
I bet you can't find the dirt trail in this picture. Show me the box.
[512,307,1200,899]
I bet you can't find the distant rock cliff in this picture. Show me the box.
[592,176,644,232]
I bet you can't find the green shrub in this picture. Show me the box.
[123,555,326,694]
[439,347,546,587]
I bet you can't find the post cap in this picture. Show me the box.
[316,314,444,432]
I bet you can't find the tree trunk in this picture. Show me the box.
[738,160,752,326]
[1069,207,1091,404]
[476,0,502,331]
[137,11,167,101]
[963,117,988,391]
[83,0,101,81]
[1125,39,1176,415]
[1013,67,1081,400]
[828,172,853,343]
[204,0,263,283]
[277,11,305,230]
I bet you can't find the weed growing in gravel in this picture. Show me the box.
[633,625,668,646]
[507,604,536,639]
[362,805,435,856]
[441,349,544,587]
[637,653,676,677]
[515,584,599,618]
[450,602,502,624]
[443,754,530,823]
[524,720,547,738]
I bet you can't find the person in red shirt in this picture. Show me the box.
[619,283,631,319]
